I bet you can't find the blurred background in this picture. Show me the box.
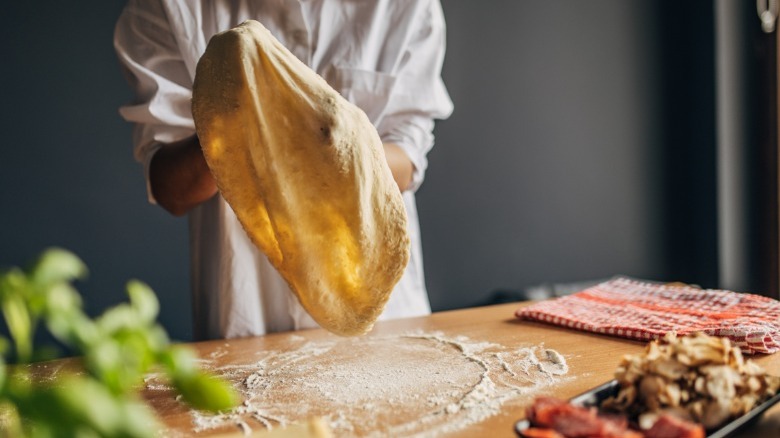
[1,0,778,342]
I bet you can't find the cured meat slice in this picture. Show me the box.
[524,397,642,438]
[645,414,705,438]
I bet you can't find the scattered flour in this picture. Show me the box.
[150,332,571,437]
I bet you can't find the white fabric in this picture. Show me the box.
[114,0,453,340]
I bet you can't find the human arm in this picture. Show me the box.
[375,0,453,193]
[114,1,204,214]
[384,143,414,192]
[148,138,411,217]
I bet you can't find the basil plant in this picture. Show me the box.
[0,248,238,437]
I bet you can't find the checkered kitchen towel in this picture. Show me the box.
[515,277,780,354]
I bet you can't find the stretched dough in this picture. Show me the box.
[191,21,410,336]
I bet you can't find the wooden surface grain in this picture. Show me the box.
[139,302,780,437]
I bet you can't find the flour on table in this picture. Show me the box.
[150,332,570,437]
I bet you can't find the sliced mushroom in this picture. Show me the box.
[602,331,778,432]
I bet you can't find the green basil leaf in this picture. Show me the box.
[1,294,32,363]
[126,280,159,324]
[173,372,238,412]
[96,305,140,334]
[159,346,198,377]
[29,248,87,286]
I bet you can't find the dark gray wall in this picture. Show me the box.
[422,1,665,308]
[1,2,192,340]
[420,0,717,310]
[0,1,717,341]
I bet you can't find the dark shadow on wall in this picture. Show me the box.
[656,1,718,289]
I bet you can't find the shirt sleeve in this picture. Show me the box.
[376,0,454,192]
[114,0,195,204]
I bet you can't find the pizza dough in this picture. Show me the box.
[191,20,410,336]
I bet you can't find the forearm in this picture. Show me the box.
[148,138,409,217]
[149,135,217,216]
[383,143,414,192]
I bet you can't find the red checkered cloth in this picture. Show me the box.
[515,277,780,354]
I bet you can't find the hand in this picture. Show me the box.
[383,143,414,192]
[149,135,218,216]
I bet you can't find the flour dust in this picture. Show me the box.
[149,332,570,437]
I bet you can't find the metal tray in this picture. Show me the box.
[514,379,780,438]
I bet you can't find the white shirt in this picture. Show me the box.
[114,0,453,339]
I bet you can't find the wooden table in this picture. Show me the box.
[146,303,780,437]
